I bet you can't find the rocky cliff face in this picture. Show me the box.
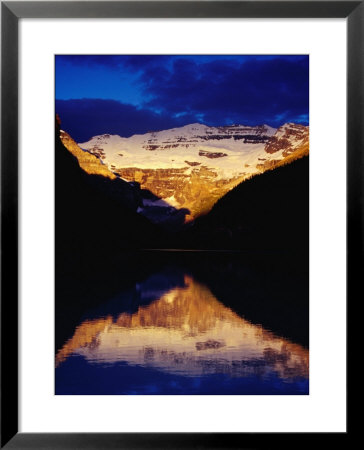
[258,123,309,170]
[59,130,116,180]
[117,166,243,222]
[61,122,308,227]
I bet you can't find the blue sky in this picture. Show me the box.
[56,55,309,142]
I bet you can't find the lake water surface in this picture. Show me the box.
[55,253,309,394]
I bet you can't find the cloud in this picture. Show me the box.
[56,99,198,142]
[139,56,309,127]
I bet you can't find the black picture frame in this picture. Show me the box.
[1,1,356,448]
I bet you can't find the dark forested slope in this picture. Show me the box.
[183,156,309,250]
[55,118,166,274]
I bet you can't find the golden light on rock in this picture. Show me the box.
[60,130,116,180]
[115,166,246,221]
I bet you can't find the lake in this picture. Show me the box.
[55,251,308,394]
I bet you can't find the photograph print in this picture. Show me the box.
[55,55,309,395]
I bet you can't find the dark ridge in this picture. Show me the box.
[180,155,309,251]
[56,120,165,260]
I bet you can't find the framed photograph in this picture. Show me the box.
[1,1,355,447]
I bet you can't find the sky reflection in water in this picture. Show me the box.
[55,271,308,395]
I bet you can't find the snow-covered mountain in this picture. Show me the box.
[61,122,308,226]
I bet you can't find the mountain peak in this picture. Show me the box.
[69,122,309,227]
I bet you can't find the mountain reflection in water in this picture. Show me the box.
[56,270,308,394]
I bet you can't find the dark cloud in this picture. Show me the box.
[121,55,174,70]
[139,56,309,127]
[56,99,198,142]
